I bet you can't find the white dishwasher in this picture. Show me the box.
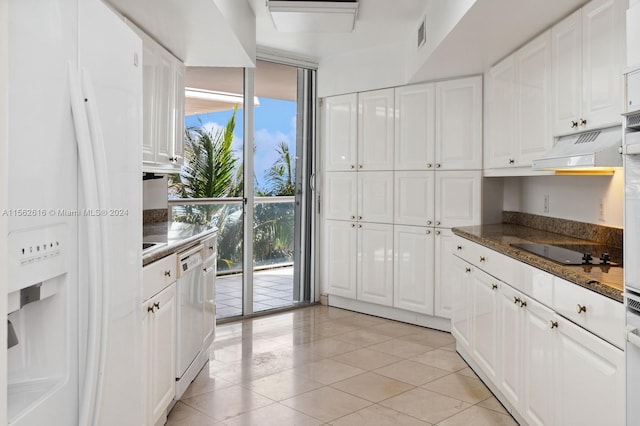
[175,244,204,399]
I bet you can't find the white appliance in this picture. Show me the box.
[623,64,640,423]
[5,0,143,424]
[175,244,205,400]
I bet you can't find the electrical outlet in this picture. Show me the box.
[599,199,605,221]
[544,194,550,213]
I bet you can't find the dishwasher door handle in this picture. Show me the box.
[626,326,640,349]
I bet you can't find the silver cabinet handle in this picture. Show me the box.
[435,221,441,226]
[456,245,462,251]
[520,300,527,308]
[426,230,431,235]
[571,120,578,128]
[154,302,160,310]
[427,163,433,168]
[580,118,587,126]
[358,216,362,220]
[147,305,155,313]
[550,320,558,329]
[164,270,171,277]
[465,267,471,273]
[435,230,441,235]
[509,158,515,165]
[350,164,355,169]
[427,220,432,225]
[491,283,498,290]
[351,224,356,228]
[577,304,587,314]
[479,256,486,262]
[358,164,363,169]
[513,296,521,304]
[436,163,441,168]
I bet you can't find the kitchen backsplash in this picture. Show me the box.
[502,211,623,248]
[143,208,168,225]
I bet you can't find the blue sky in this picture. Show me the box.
[185,98,297,192]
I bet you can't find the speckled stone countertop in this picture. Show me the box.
[452,223,623,303]
[142,221,217,266]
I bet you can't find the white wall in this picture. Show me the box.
[143,176,169,210]
[502,170,624,228]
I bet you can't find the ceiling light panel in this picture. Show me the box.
[267,1,359,33]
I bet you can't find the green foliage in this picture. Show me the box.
[264,141,295,196]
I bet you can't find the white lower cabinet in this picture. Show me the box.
[324,220,358,299]
[142,282,177,426]
[434,228,455,318]
[452,239,624,426]
[393,225,435,315]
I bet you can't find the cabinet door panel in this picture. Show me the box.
[155,49,173,164]
[522,298,554,426]
[498,285,524,410]
[435,171,481,228]
[394,225,434,314]
[395,83,435,170]
[553,316,624,426]
[517,31,552,165]
[484,56,516,169]
[140,36,157,163]
[394,171,434,226]
[435,77,483,170]
[324,94,358,171]
[451,256,472,351]
[471,270,500,382]
[551,10,582,136]
[324,172,357,221]
[358,171,394,224]
[172,60,185,165]
[434,228,455,318]
[582,0,625,129]
[358,89,394,170]
[324,220,357,298]
[358,224,394,306]
[150,284,176,425]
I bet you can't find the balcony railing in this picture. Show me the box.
[168,197,295,275]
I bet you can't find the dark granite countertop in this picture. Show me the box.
[452,223,623,303]
[142,221,218,266]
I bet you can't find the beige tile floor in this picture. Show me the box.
[167,305,519,426]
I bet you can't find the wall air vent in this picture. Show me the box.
[575,130,601,144]
[267,1,359,33]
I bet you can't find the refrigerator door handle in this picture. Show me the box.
[68,63,106,426]
[626,325,640,349]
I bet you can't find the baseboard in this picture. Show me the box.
[328,295,451,332]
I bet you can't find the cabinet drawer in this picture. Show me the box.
[453,237,514,284]
[143,253,177,301]
[553,277,624,349]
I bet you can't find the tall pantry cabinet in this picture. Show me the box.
[322,76,483,325]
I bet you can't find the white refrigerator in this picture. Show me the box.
[5,0,143,424]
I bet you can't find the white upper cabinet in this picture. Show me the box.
[435,76,483,170]
[435,171,482,228]
[358,89,395,170]
[551,0,626,136]
[395,83,436,170]
[394,225,435,315]
[323,172,357,221]
[324,94,358,171]
[485,30,552,172]
[394,171,435,227]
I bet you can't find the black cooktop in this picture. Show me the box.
[511,243,622,266]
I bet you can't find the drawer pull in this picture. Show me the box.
[358,216,362,220]
[479,256,486,262]
[427,220,432,225]
[154,302,160,310]
[465,267,471,273]
[491,283,498,290]
[577,304,587,314]
[456,245,462,251]
[513,296,521,304]
[147,305,155,313]
[436,221,441,226]
[427,163,433,168]
[164,270,171,277]
[426,230,431,235]
[351,215,356,220]
[550,320,558,329]
[519,300,527,308]
[435,230,441,235]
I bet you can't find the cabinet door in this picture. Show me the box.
[323,172,357,221]
[324,220,357,298]
[517,31,552,165]
[551,9,582,136]
[172,59,185,166]
[553,315,625,426]
[522,297,554,426]
[394,171,435,226]
[357,223,394,306]
[358,89,394,170]
[484,55,516,169]
[324,94,358,171]
[498,284,524,411]
[394,225,434,314]
[149,283,177,426]
[155,49,174,164]
[434,228,455,318]
[395,83,435,170]
[358,171,394,224]
[581,0,625,129]
[451,256,473,351]
[435,171,481,228]
[435,76,483,170]
[471,270,500,382]
[141,37,157,164]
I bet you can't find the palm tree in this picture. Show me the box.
[264,141,295,196]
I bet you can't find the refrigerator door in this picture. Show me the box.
[77,0,143,424]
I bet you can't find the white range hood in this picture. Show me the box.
[532,126,623,171]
